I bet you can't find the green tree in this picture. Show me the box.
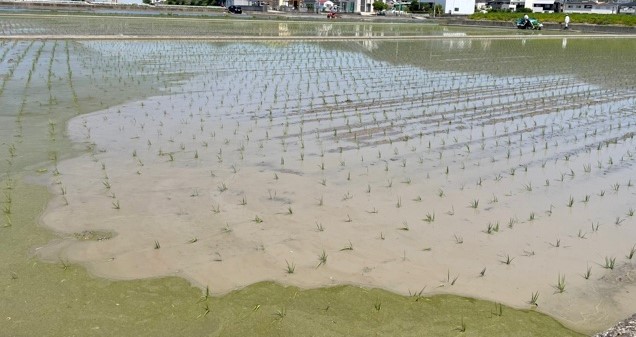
[373,1,388,11]
[409,0,421,12]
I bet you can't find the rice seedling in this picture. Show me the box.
[583,264,592,280]
[528,212,536,221]
[273,307,287,321]
[501,254,514,265]
[112,200,120,210]
[453,234,463,244]
[2,215,12,228]
[616,217,625,225]
[211,204,220,214]
[455,317,466,332]
[628,208,635,217]
[485,222,499,234]
[2,204,11,215]
[479,267,486,277]
[446,270,459,285]
[550,239,561,248]
[340,241,353,251]
[373,299,382,312]
[154,240,160,249]
[217,183,228,192]
[315,222,324,232]
[253,215,263,223]
[316,249,327,267]
[423,212,435,223]
[627,245,636,260]
[577,230,587,239]
[555,274,566,293]
[469,199,479,209]
[491,303,503,317]
[398,221,409,231]
[213,252,223,262]
[342,192,353,201]
[199,285,212,302]
[408,287,426,301]
[55,257,71,271]
[285,260,295,274]
[529,292,539,306]
[344,214,352,223]
[602,256,616,270]
[586,223,599,235]
[199,302,211,318]
[566,196,574,208]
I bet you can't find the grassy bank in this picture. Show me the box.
[469,12,636,26]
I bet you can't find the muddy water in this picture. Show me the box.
[1,16,633,336]
[32,37,636,334]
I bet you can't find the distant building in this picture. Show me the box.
[618,1,636,13]
[564,1,619,13]
[524,0,560,12]
[435,0,475,14]
[225,0,250,5]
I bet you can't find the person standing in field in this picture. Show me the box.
[564,15,570,30]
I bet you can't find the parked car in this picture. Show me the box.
[228,5,242,14]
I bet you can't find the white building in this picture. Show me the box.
[524,0,559,12]
[564,1,618,13]
[435,0,475,14]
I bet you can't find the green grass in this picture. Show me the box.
[469,12,636,26]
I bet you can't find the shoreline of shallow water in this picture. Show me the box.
[1,16,635,336]
[0,178,586,336]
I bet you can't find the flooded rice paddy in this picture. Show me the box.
[1,13,635,336]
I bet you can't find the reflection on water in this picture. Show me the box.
[0,13,521,37]
[353,38,636,89]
